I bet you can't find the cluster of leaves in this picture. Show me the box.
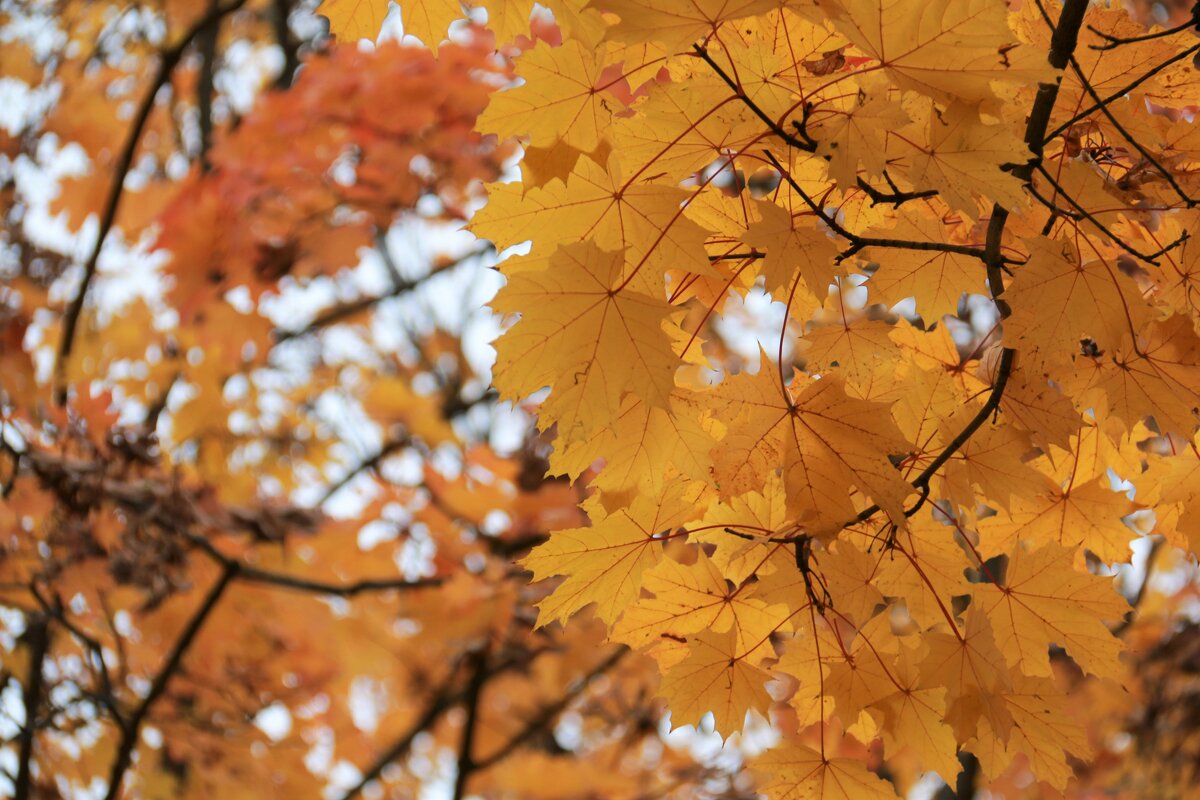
[0,2,761,798]
[320,0,1200,796]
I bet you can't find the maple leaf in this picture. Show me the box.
[658,627,774,735]
[814,0,1055,106]
[693,472,793,584]
[971,674,1093,791]
[754,739,899,799]
[589,0,782,54]
[319,0,392,41]
[919,605,1014,741]
[867,515,971,627]
[902,101,1030,215]
[972,543,1127,679]
[550,392,714,507]
[812,89,911,188]
[874,641,961,783]
[937,412,1049,512]
[521,481,705,626]
[1067,315,1200,437]
[397,0,466,49]
[1006,235,1148,369]
[978,475,1142,562]
[472,153,715,297]
[863,204,983,318]
[479,39,613,152]
[741,199,839,298]
[612,551,789,655]
[491,241,678,440]
[702,365,915,534]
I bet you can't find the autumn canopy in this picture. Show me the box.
[3,0,1200,797]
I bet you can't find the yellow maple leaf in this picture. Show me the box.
[478,39,612,152]
[862,204,984,318]
[522,480,705,626]
[318,0,391,41]
[977,475,1141,562]
[864,515,971,627]
[702,365,914,534]
[1067,315,1200,437]
[397,0,465,49]
[919,605,1014,741]
[970,674,1093,791]
[812,87,911,188]
[473,153,715,297]
[658,627,774,735]
[491,241,678,440]
[972,543,1127,679]
[612,551,789,657]
[550,392,714,508]
[754,739,899,799]
[902,101,1029,215]
[741,199,839,299]
[1006,235,1148,370]
[874,642,962,784]
[590,0,781,54]
[817,0,1055,106]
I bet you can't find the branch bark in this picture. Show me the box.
[452,647,490,800]
[103,563,237,800]
[13,615,49,800]
[54,0,249,404]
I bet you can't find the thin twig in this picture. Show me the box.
[318,435,412,505]
[181,526,442,596]
[1042,42,1200,144]
[1065,51,1195,207]
[29,585,122,720]
[271,246,489,344]
[1088,19,1196,51]
[338,659,467,800]
[763,151,987,262]
[1033,163,1172,264]
[337,648,554,800]
[692,44,816,153]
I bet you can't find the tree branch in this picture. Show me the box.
[318,435,412,505]
[1063,51,1195,208]
[54,0,249,404]
[452,647,490,800]
[271,245,490,344]
[103,563,237,800]
[271,0,300,89]
[181,526,443,596]
[13,615,49,800]
[29,584,122,721]
[692,44,817,153]
[338,647,553,800]
[849,0,1091,532]
[338,663,464,800]
[1087,18,1197,51]
[1033,163,1187,263]
[195,0,221,172]
[470,647,625,774]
